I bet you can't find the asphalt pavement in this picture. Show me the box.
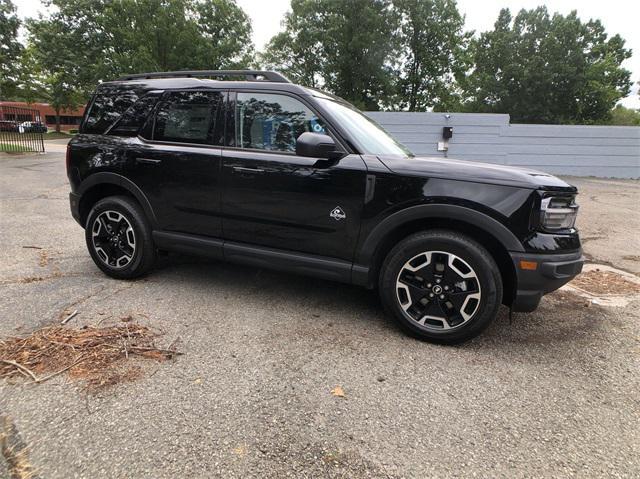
[1,147,638,478]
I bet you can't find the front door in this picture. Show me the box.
[221,91,367,261]
[127,90,225,238]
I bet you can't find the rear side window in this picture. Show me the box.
[82,86,143,134]
[153,91,223,145]
[108,92,162,137]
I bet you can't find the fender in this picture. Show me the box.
[356,203,525,267]
[77,172,158,228]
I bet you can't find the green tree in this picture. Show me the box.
[463,7,632,124]
[24,0,255,127]
[27,13,89,131]
[261,0,398,110]
[194,0,254,69]
[34,0,254,78]
[393,0,470,111]
[605,104,640,126]
[0,0,23,99]
[259,0,325,88]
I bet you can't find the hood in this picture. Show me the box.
[377,155,577,191]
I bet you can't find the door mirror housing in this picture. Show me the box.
[296,132,344,160]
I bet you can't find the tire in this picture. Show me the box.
[85,195,156,279]
[379,230,502,344]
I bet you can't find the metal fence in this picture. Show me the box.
[0,105,45,153]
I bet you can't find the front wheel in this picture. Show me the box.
[379,230,503,344]
[85,196,156,279]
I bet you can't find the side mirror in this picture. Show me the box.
[296,132,344,160]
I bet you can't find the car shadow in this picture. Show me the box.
[149,253,608,351]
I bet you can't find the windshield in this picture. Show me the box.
[317,98,413,157]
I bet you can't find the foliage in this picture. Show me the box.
[0,0,23,99]
[392,0,470,111]
[605,105,640,126]
[26,12,89,131]
[261,0,398,110]
[259,0,325,88]
[51,0,251,75]
[3,0,635,126]
[22,0,253,130]
[462,7,632,124]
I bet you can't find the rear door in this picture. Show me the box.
[126,90,225,238]
[221,91,367,261]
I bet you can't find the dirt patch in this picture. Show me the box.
[16,277,45,284]
[0,325,181,391]
[548,290,593,308]
[570,269,640,296]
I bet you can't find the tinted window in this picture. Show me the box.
[82,86,142,134]
[235,92,325,152]
[109,92,162,137]
[153,91,223,145]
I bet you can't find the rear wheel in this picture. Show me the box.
[379,230,502,344]
[85,196,156,279]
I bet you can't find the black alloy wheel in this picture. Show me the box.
[379,230,502,344]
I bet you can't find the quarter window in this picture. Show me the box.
[153,91,223,145]
[82,85,143,134]
[235,92,325,152]
[109,92,162,137]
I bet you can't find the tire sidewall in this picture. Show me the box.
[379,231,502,343]
[85,196,152,279]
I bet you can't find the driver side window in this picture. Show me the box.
[234,92,325,152]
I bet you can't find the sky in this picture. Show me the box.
[14,0,640,108]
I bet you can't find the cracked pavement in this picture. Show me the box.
[1,145,639,478]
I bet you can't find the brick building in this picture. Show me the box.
[0,101,86,131]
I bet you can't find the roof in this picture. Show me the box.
[98,77,316,97]
[95,70,344,101]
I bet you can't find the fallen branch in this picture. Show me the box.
[61,310,78,325]
[0,360,37,382]
[128,346,184,355]
[34,356,86,384]
[1,324,182,391]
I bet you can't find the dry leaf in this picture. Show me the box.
[232,444,247,456]
[39,250,49,267]
[331,385,345,398]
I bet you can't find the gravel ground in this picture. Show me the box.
[1,149,639,478]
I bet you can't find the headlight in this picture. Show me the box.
[540,195,579,231]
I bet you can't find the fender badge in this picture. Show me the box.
[330,206,346,221]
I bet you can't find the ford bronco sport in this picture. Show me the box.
[67,70,583,343]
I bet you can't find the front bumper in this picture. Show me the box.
[509,250,584,312]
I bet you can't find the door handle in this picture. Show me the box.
[136,157,162,165]
[232,166,265,174]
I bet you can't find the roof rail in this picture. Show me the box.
[116,70,291,83]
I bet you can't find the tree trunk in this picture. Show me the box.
[55,108,61,133]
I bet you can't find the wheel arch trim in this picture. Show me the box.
[77,172,158,228]
[356,204,525,266]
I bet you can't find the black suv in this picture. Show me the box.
[67,70,583,343]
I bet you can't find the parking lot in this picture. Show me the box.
[1,145,639,478]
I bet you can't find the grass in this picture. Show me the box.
[1,130,74,152]
[0,142,34,153]
[44,131,76,140]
